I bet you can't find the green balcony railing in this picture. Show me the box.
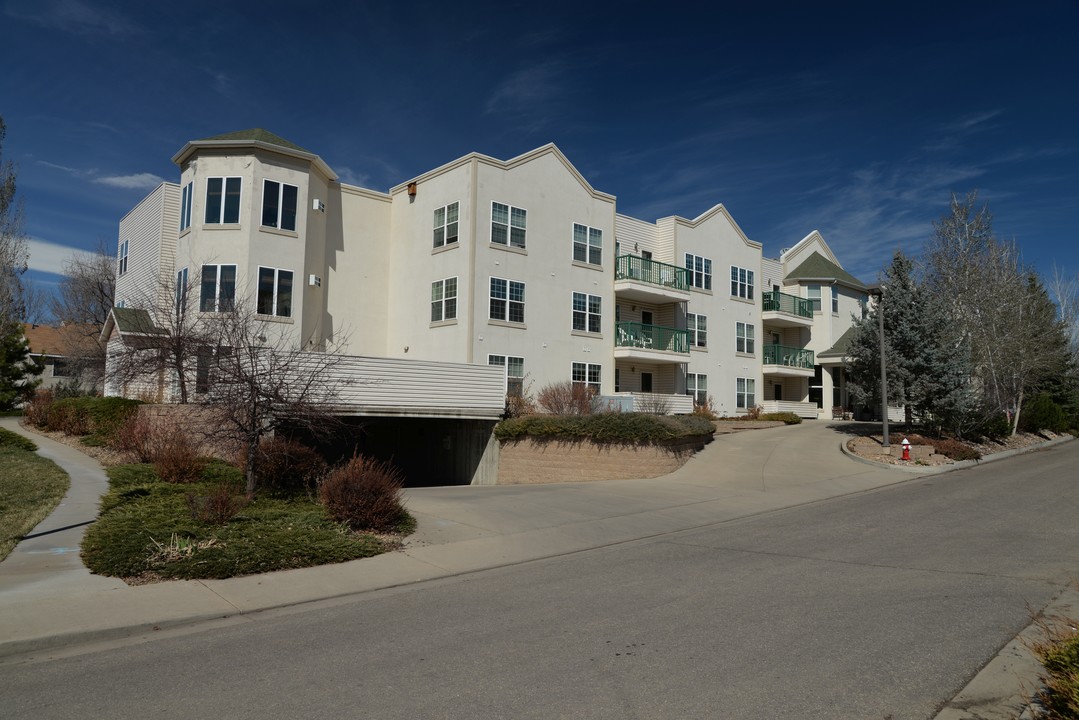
[615,321,690,354]
[615,255,689,292]
[762,290,813,319]
[762,344,815,369]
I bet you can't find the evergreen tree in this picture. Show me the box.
[0,323,42,409]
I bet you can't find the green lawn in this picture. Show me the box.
[0,429,71,561]
[81,461,411,582]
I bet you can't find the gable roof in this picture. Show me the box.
[818,325,858,359]
[100,307,166,342]
[22,323,100,357]
[197,128,310,153]
[785,252,867,291]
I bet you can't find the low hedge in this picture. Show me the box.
[43,397,141,440]
[494,413,715,444]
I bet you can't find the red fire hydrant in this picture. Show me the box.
[901,438,911,461]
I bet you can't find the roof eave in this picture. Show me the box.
[172,140,338,181]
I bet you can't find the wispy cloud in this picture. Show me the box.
[37,159,165,191]
[4,0,144,37]
[483,61,569,133]
[92,173,167,190]
[335,166,371,188]
[26,237,96,275]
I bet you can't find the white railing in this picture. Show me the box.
[760,400,819,418]
[606,392,695,415]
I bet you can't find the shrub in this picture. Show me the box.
[536,381,594,415]
[186,483,248,525]
[759,412,802,425]
[888,432,982,461]
[692,397,717,421]
[45,397,140,440]
[495,412,715,444]
[744,404,763,420]
[111,411,157,462]
[979,412,1012,440]
[0,427,37,451]
[152,424,205,483]
[238,436,328,493]
[23,390,54,428]
[319,455,409,532]
[1021,393,1069,434]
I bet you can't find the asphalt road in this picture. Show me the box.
[3,441,1078,719]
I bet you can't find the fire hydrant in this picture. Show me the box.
[901,438,911,461]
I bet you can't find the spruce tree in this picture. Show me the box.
[0,323,42,409]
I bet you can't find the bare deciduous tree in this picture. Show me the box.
[0,116,28,327]
[48,241,116,387]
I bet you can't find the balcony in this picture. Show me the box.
[614,255,691,304]
[762,343,815,377]
[614,321,690,364]
[762,290,814,327]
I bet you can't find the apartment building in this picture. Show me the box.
[108,129,868,420]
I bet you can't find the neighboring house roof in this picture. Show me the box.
[100,307,166,342]
[785,252,868,291]
[22,323,100,358]
[818,325,858,359]
[197,128,310,154]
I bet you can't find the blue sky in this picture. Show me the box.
[2,0,1077,308]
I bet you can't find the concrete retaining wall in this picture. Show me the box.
[497,436,710,484]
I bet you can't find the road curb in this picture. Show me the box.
[838,434,1074,474]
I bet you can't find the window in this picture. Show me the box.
[205,177,241,224]
[490,277,525,323]
[687,373,707,406]
[118,240,128,276]
[572,223,602,265]
[52,359,70,378]
[831,285,839,313]
[572,292,601,333]
[180,182,193,232]
[433,202,459,248]
[685,253,712,290]
[807,284,822,313]
[730,265,755,299]
[257,267,293,317]
[175,268,188,319]
[736,377,756,409]
[572,362,601,392]
[489,354,525,396]
[431,277,458,322]
[261,180,298,231]
[492,202,526,248]
[200,264,236,312]
[736,322,755,354]
[688,313,707,348]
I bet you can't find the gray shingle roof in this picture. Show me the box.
[197,128,309,154]
[786,252,868,291]
[818,325,857,358]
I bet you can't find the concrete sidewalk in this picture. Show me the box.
[0,418,1067,670]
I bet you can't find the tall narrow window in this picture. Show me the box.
[831,285,839,313]
[175,267,188,319]
[200,264,236,312]
[572,292,601,333]
[807,284,822,312]
[262,180,298,231]
[491,202,526,248]
[205,177,242,224]
[490,277,525,323]
[687,373,708,405]
[179,182,193,232]
[431,277,458,322]
[737,377,756,409]
[433,202,460,248]
[736,322,755,354]
[118,240,128,276]
[685,253,712,290]
[257,267,293,317]
[572,223,603,265]
[489,354,525,396]
[730,266,755,299]
[687,313,707,348]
